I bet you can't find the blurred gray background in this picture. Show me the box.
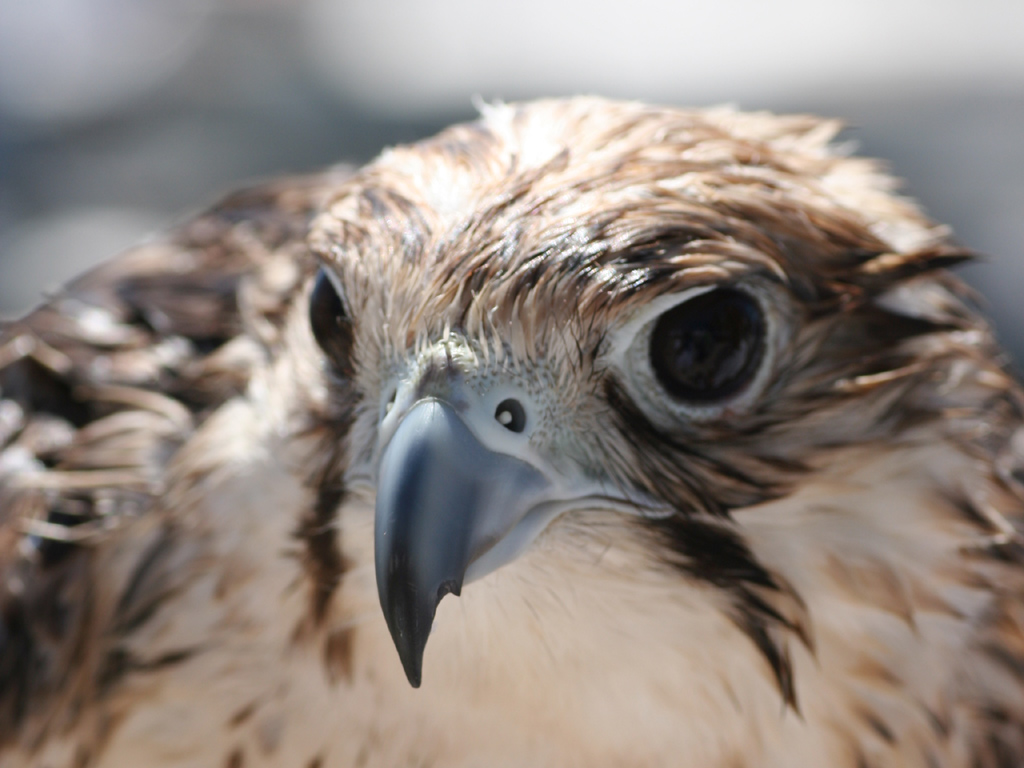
[1,0,1022,364]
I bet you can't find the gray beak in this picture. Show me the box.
[374,399,549,687]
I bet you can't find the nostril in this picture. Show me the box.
[495,398,527,433]
[384,390,397,415]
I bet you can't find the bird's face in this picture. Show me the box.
[302,100,981,697]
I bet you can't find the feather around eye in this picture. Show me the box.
[607,280,785,427]
[309,267,354,376]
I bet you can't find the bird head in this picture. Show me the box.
[300,98,1014,705]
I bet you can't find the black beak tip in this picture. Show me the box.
[382,596,431,689]
[384,581,463,689]
[389,609,434,689]
[400,649,424,689]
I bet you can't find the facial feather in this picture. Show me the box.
[1,98,1022,768]
[304,98,1022,764]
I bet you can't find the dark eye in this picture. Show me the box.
[310,268,354,375]
[649,288,765,403]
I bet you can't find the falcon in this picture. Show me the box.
[1,98,1023,768]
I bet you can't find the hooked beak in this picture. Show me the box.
[374,399,551,687]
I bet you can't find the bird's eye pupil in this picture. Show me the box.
[310,268,354,374]
[648,288,765,403]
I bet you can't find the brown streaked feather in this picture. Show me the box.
[0,169,351,753]
[2,98,1024,768]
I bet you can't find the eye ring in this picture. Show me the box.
[606,280,784,425]
[648,287,765,404]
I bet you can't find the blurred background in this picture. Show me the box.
[1,0,1022,363]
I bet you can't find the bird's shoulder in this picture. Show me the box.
[0,169,348,749]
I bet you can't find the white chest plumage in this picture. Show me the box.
[36,396,1001,768]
